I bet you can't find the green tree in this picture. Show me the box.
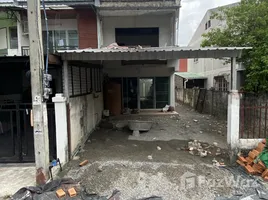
[201,0,268,92]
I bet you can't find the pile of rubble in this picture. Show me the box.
[236,140,268,179]
[187,140,224,158]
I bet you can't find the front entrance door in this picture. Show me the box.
[140,78,154,109]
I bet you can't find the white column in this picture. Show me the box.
[227,57,240,162]
[170,73,175,107]
[52,93,69,165]
[227,90,240,149]
[16,12,22,55]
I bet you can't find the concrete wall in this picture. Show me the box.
[101,14,173,47]
[69,92,103,155]
[176,88,199,108]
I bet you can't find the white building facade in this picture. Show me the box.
[187,3,243,91]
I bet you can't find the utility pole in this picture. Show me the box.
[27,0,50,185]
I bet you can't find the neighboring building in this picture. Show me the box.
[187,3,245,91]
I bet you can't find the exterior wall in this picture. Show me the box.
[101,14,173,47]
[188,58,231,89]
[103,60,177,77]
[178,59,187,72]
[187,4,238,90]
[175,74,184,89]
[78,10,98,49]
[0,12,19,55]
[69,92,103,155]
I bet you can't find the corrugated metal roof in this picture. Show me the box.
[175,72,207,80]
[57,47,252,61]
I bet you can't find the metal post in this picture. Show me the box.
[27,0,50,185]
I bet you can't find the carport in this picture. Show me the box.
[54,46,251,163]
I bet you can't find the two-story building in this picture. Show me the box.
[187,3,245,91]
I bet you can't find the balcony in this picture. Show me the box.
[21,46,78,56]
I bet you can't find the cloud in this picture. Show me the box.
[179,0,240,46]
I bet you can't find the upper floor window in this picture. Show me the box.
[205,20,211,30]
[9,27,18,49]
[115,28,159,47]
[43,30,78,52]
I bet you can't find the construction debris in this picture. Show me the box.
[236,139,268,180]
[79,160,89,167]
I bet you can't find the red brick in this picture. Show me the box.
[68,188,77,197]
[262,169,268,178]
[264,176,268,181]
[252,163,264,174]
[245,165,256,175]
[246,156,254,164]
[238,156,247,163]
[259,161,266,170]
[256,142,265,152]
[77,9,97,49]
[56,189,66,198]
[248,151,258,159]
[236,160,245,167]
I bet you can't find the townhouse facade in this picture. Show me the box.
[0,0,181,163]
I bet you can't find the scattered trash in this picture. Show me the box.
[79,160,89,167]
[186,125,190,128]
[162,105,170,112]
[148,155,153,160]
[199,131,203,134]
[200,151,208,158]
[98,166,103,172]
[193,119,198,122]
[157,146,162,151]
[73,156,80,161]
[213,142,218,147]
[87,139,91,143]
[11,178,129,200]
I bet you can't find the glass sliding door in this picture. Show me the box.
[140,78,154,109]
[155,77,169,108]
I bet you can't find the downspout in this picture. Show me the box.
[184,79,188,89]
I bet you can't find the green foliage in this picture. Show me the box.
[201,0,268,92]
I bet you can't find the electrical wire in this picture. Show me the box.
[42,0,49,74]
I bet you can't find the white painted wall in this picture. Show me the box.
[102,14,173,47]
[69,92,103,155]
[187,4,238,89]
[0,28,7,49]
[103,60,177,77]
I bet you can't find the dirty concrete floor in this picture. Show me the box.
[0,164,35,198]
[60,104,240,200]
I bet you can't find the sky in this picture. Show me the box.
[179,0,240,46]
